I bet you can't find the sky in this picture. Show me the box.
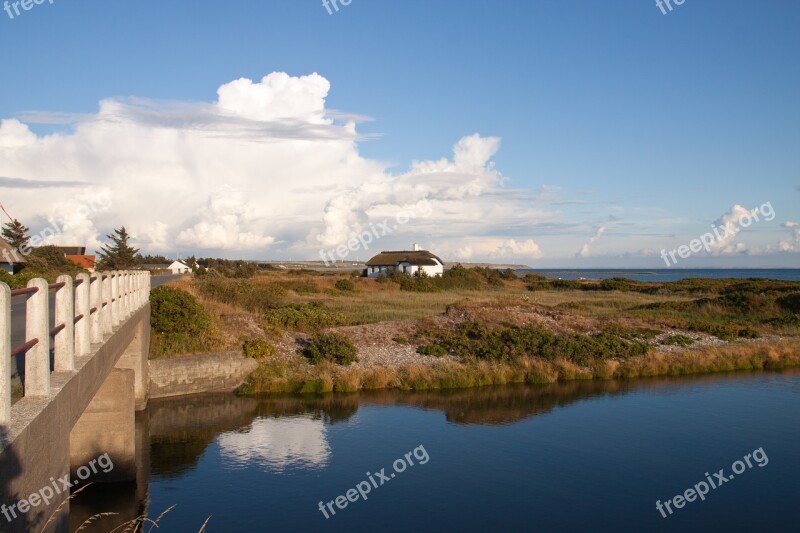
[0,0,798,267]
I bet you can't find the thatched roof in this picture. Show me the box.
[0,239,26,264]
[366,250,443,267]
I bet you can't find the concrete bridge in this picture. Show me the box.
[0,271,151,533]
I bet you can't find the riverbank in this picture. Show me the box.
[150,270,800,395]
[239,305,800,394]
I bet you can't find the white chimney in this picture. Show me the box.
[413,243,421,251]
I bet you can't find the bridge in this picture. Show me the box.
[0,271,152,533]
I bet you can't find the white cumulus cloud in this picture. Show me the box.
[0,73,550,261]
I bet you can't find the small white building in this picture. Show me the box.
[168,260,192,274]
[365,246,444,278]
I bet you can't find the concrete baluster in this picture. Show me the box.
[136,272,142,309]
[54,275,75,373]
[111,271,119,327]
[120,270,131,320]
[102,273,112,335]
[75,273,91,356]
[0,283,10,424]
[25,278,50,397]
[127,271,133,314]
[90,274,102,342]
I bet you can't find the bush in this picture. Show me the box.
[392,336,409,345]
[661,334,695,347]
[293,282,320,294]
[737,328,762,339]
[335,279,355,292]
[777,293,800,314]
[301,333,359,365]
[418,344,448,357]
[420,322,648,366]
[150,286,211,336]
[599,278,634,292]
[194,276,286,312]
[688,322,739,341]
[551,279,582,290]
[243,339,276,359]
[149,286,218,357]
[264,302,349,331]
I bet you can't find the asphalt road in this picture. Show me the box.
[9,274,183,378]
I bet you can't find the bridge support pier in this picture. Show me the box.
[114,318,150,411]
[69,369,136,484]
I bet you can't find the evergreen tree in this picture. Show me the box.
[1,218,30,253]
[97,226,140,270]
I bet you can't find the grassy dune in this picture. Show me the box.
[154,269,800,393]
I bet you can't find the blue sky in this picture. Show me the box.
[0,0,798,266]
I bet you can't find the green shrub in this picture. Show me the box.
[599,278,634,291]
[334,279,355,292]
[777,293,800,314]
[661,334,695,347]
[551,279,582,290]
[418,343,448,357]
[737,328,762,339]
[243,339,276,359]
[421,322,648,366]
[264,302,349,331]
[150,286,211,336]
[300,333,359,365]
[392,335,409,345]
[688,322,739,341]
[293,282,319,294]
[149,286,217,357]
[194,277,286,312]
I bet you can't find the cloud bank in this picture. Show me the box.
[1,72,797,267]
[0,72,546,263]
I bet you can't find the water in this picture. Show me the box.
[518,268,800,282]
[69,371,800,532]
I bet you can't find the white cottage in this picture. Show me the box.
[365,247,444,279]
[168,260,192,274]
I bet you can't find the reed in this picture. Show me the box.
[242,339,800,394]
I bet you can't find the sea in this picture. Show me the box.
[517,268,800,283]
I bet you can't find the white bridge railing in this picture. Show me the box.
[0,271,150,424]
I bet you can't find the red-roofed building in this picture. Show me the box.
[65,254,96,272]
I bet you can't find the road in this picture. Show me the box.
[9,274,182,378]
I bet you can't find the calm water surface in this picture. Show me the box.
[71,371,800,532]
[518,268,800,282]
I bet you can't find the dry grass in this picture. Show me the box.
[241,336,800,394]
[158,272,800,393]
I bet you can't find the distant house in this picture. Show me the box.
[168,260,192,274]
[65,254,97,273]
[365,245,444,278]
[0,239,26,274]
[55,246,96,273]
